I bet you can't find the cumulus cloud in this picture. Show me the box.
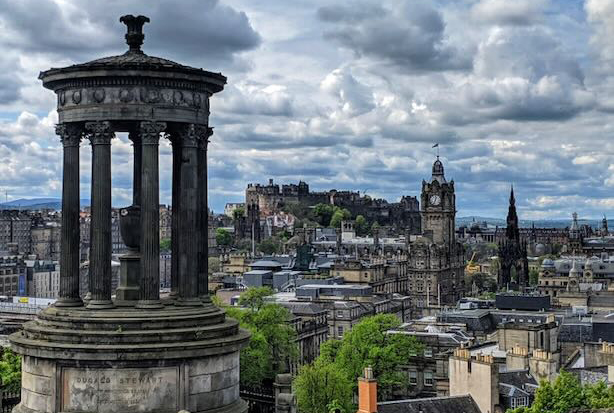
[0,0,260,63]
[471,0,548,26]
[317,2,472,72]
[0,0,613,219]
[321,67,375,117]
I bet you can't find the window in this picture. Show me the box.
[424,348,433,358]
[511,397,528,409]
[409,371,417,385]
[337,326,344,337]
[409,348,417,357]
[337,311,344,318]
[424,372,433,386]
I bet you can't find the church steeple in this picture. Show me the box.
[506,185,520,242]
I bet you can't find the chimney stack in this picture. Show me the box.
[357,367,377,413]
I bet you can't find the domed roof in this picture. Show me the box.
[542,258,555,267]
[535,243,546,255]
[39,14,226,93]
[431,157,447,183]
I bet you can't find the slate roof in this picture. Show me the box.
[499,383,531,398]
[278,302,326,315]
[378,395,481,413]
[499,370,538,391]
[41,49,226,85]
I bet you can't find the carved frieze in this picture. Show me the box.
[57,86,209,110]
[72,89,82,104]
[93,88,106,103]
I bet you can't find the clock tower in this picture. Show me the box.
[408,155,465,309]
[421,157,456,245]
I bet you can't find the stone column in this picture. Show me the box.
[175,124,206,306]
[115,131,142,304]
[198,127,213,302]
[170,136,181,298]
[85,121,115,309]
[55,123,83,307]
[137,121,166,309]
[130,131,142,206]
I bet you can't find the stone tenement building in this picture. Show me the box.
[408,157,465,309]
[245,178,422,233]
[0,210,35,253]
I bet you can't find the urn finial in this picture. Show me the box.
[119,15,150,53]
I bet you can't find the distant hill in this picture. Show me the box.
[0,198,90,210]
[457,216,606,229]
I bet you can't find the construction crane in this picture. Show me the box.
[466,252,481,274]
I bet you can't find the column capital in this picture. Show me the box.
[197,127,214,150]
[85,121,114,145]
[140,121,167,145]
[175,123,209,148]
[55,123,82,147]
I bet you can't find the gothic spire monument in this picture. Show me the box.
[9,16,249,413]
[498,186,529,289]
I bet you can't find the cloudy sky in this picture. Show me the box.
[1,0,614,220]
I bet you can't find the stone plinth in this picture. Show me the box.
[10,304,249,413]
[115,252,140,304]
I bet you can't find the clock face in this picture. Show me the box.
[429,195,441,206]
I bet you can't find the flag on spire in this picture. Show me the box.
[432,143,439,148]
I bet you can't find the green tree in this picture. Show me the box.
[294,363,354,413]
[295,314,423,411]
[313,204,335,227]
[216,228,233,246]
[329,208,351,228]
[333,314,422,399]
[232,207,245,220]
[208,257,220,274]
[159,238,171,251]
[258,238,281,255]
[507,370,612,413]
[584,379,614,408]
[223,289,298,387]
[238,286,274,311]
[0,349,21,392]
[370,221,380,235]
[529,269,539,286]
[355,215,368,236]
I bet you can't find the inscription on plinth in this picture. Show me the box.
[61,366,179,413]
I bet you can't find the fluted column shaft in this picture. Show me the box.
[197,128,213,300]
[170,138,181,298]
[176,124,206,306]
[129,131,142,206]
[56,123,83,307]
[137,121,166,309]
[86,121,115,309]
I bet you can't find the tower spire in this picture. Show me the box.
[506,185,519,242]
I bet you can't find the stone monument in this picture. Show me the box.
[9,15,249,413]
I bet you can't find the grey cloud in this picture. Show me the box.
[318,2,472,72]
[471,0,548,26]
[317,3,386,23]
[0,0,261,68]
